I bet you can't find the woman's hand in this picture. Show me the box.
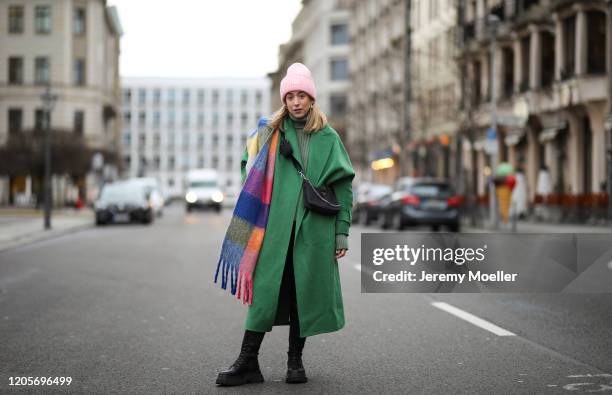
[335,249,347,259]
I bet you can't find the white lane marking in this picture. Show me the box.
[431,301,516,337]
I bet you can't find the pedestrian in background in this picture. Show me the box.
[214,63,355,386]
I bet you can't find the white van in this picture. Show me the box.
[125,177,165,217]
[184,169,224,212]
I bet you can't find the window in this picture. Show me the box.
[197,112,205,127]
[8,57,23,84]
[241,90,248,105]
[35,6,51,34]
[167,89,176,104]
[138,89,146,105]
[227,135,233,146]
[73,7,86,35]
[212,90,219,105]
[74,58,86,85]
[562,15,576,79]
[197,90,205,105]
[541,32,555,87]
[182,89,190,105]
[8,109,23,134]
[330,95,347,117]
[197,134,204,147]
[74,111,84,135]
[153,111,161,128]
[330,23,349,45]
[520,36,530,91]
[502,47,514,97]
[153,133,160,148]
[123,111,131,126]
[240,112,248,126]
[586,11,606,74]
[330,59,348,80]
[227,112,234,125]
[35,109,48,130]
[35,57,50,85]
[8,6,24,33]
[226,90,233,105]
[138,111,146,126]
[182,113,190,127]
[255,91,262,105]
[168,110,175,125]
[153,89,161,104]
[123,89,132,103]
[169,156,175,170]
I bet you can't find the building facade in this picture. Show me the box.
[457,0,611,222]
[120,78,270,199]
[0,0,122,206]
[409,0,460,181]
[270,0,351,141]
[346,0,407,184]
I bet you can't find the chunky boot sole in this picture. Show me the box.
[216,370,264,386]
[285,369,308,384]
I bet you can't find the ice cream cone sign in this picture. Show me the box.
[494,163,515,223]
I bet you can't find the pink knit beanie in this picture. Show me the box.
[279,63,317,103]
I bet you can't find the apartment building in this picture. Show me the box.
[457,0,610,221]
[0,0,122,205]
[121,78,270,199]
[270,0,351,142]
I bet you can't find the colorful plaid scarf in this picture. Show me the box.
[214,128,279,305]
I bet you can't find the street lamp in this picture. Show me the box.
[606,0,612,222]
[487,14,500,230]
[40,84,58,230]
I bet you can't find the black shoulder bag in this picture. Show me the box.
[279,132,341,216]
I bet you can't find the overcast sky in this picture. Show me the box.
[107,0,302,79]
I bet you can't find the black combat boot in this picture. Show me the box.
[216,330,265,386]
[285,328,307,384]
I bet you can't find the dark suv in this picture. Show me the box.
[378,178,463,232]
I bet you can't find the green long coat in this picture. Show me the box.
[240,117,354,338]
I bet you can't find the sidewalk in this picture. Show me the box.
[463,219,612,233]
[0,207,95,252]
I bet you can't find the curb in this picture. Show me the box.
[0,221,95,254]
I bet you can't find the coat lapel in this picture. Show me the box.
[306,127,334,185]
[282,118,304,170]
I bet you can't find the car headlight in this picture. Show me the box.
[211,191,224,203]
[185,192,197,203]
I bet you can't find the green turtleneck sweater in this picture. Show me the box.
[288,113,348,251]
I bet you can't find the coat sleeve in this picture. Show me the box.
[240,146,248,186]
[324,135,355,239]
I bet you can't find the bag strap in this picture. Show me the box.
[279,131,309,182]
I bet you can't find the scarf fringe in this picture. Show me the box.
[213,238,242,295]
[236,269,253,305]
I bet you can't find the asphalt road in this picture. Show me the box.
[1,204,611,394]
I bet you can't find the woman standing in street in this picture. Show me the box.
[214,63,355,386]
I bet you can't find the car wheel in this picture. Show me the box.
[449,223,460,233]
[95,219,106,226]
[186,205,192,213]
[431,224,440,232]
[215,204,222,213]
[392,212,403,231]
[378,212,388,229]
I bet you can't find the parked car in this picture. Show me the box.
[94,182,155,225]
[184,169,224,212]
[353,184,393,225]
[125,177,165,217]
[378,178,463,232]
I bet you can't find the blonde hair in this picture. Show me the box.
[268,103,328,133]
